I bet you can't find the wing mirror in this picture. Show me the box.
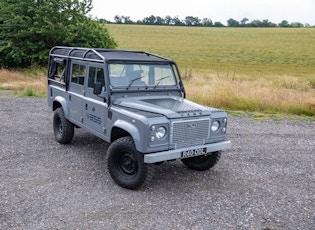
[93,82,102,95]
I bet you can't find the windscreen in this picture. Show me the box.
[109,63,177,88]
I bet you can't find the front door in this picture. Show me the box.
[82,64,108,138]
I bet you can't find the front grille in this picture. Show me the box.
[171,118,210,149]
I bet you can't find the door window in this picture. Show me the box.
[88,66,105,90]
[71,63,86,86]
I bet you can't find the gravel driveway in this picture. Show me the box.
[0,95,314,229]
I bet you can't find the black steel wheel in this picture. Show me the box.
[53,107,74,144]
[181,151,221,171]
[106,136,154,190]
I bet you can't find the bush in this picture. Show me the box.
[0,0,117,68]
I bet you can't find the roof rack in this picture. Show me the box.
[49,46,105,62]
[49,46,173,63]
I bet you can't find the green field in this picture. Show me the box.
[1,24,314,117]
[108,24,315,116]
[108,24,315,77]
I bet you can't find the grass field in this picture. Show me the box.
[0,68,47,97]
[108,24,315,116]
[1,24,314,116]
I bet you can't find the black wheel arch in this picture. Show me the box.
[53,101,62,111]
[110,126,131,143]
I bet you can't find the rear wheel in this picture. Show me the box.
[106,137,154,190]
[181,151,221,171]
[53,107,74,144]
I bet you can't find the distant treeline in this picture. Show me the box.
[99,15,313,28]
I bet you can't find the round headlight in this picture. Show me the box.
[211,121,220,132]
[156,126,166,139]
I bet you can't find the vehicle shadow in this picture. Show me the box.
[147,160,226,192]
[66,129,226,192]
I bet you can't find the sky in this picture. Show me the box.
[90,0,315,25]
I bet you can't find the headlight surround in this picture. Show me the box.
[211,120,220,132]
[155,126,166,139]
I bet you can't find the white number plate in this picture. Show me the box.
[181,148,207,158]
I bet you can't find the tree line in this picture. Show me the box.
[99,15,313,28]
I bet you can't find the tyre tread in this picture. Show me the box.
[53,107,74,144]
[106,136,154,190]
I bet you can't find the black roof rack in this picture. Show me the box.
[49,46,173,63]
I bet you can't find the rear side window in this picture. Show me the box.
[71,63,86,85]
[48,58,67,82]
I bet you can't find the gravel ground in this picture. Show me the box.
[0,95,314,229]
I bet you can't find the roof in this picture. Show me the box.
[49,46,173,63]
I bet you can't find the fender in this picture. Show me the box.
[113,119,142,152]
[53,96,70,118]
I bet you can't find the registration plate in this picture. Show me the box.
[181,147,207,158]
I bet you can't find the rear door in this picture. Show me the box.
[68,61,86,125]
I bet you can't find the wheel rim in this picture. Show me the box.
[56,117,63,134]
[119,152,137,175]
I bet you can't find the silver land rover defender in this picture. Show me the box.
[47,46,231,189]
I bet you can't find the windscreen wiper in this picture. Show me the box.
[127,76,143,89]
[154,76,170,89]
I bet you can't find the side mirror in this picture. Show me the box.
[93,82,102,95]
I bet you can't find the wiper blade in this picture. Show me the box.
[127,76,143,89]
[154,76,170,89]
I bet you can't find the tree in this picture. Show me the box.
[202,18,213,27]
[123,16,133,24]
[248,19,263,27]
[164,16,173,25]
[227,18,240,27]
[279,20,290,27]
[114,15,133,24]
[261,19,277,27]
[155,16,164,25]
[290,22,304,28]
[240,17,249,26]
[172,16,184,26]
[114,15,123,24]
[142,15,156,25]
[185,16,201,26]
[0,0,117,68]
[214,21,225,27]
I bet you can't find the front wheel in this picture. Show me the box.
[106,137,154,190]
[181,151,221,171]
[53,107,74,144]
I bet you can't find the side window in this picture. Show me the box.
[88,66,105,90]
[71,63,86,86]
[56,62,66,77]
[49,58,66,83]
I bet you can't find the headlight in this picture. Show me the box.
[211,121,220,132]
[156,126,166,139]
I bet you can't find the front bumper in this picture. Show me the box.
[144,140,232,163]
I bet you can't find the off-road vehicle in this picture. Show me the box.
[47,46,231,189]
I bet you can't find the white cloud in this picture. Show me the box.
[90,0,315,25]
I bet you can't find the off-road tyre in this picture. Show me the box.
[106,136,154,190]
[53,107,74,144]
[181,151,221,171]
